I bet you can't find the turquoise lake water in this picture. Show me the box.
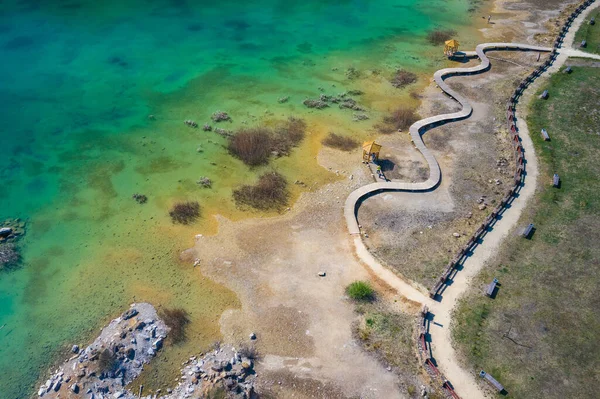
[0,0,478,396]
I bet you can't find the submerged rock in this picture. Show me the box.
[0,227,12,237]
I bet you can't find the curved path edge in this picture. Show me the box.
[344,43,551,235]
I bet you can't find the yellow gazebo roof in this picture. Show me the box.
[445,39,459,48]
[362,141,381,153]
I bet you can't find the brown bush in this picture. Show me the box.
[160,308,190,344]
[381,107,419,133]
[271,117,307,155]
[238,343,260,360]
[233,172,289,211]
[426,29,456,45]
[228,118,306,166]
[169,201,200,224]
[322,133,359,151]
[98,348,119,373]
[390,70,417,89]
[228,127,272,166]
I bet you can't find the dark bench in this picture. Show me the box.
[591,17,596,25]
[564,66,572,74]
[553,173,560,187]
[522,223,534,238]
[541,128,550,141]
[581,40,587,48]
[540,90,549,99]
[485,278,498,297]
[480,371,505,392]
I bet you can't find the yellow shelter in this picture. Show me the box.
[444,39,460,57]
[362,141,382,162]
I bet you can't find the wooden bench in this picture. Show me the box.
[581,40,587,48]
[541,128,550,141]
[485,278,498,297]
[540,90,549,100]
[591,17,596,25]
[480,371,504,392]
[553,173,560,187]
[522,223,534,238]
[564,66,572,74]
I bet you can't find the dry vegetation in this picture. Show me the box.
[390,70,418,89]
[98,348,119,373]
[169,201,201,224]
[228,128,272,166]
[426,29,456,46]
[233,171,289,211]
[228,117,306,166]
[160,307,190,344]
[377,107,420,134]
[322,133,359,151]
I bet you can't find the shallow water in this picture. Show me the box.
[0,0,478,396]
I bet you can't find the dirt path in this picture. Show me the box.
[347,2,600,398]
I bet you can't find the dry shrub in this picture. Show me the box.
[98,348,119,373]
[380,107,419,133]
[427,29,456,45]
[233,171,289,211]
[160,308,190,344]
[322,133,359,151]
[228,127,272,166]
[390,70,417,89]
[228,118,307,166]
[169,201,200,224]
[271,117,306,155]
[238,343,260,360]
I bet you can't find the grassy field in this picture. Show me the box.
[452,62,600,398]
[574,9,600,55]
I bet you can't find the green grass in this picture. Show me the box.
[574,10,600,55]
[452,63,600,398]
[346,281,375,301]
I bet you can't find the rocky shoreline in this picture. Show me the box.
[37,303,257,399]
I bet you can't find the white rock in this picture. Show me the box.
[452,232,460,238]
[249,332,257,340]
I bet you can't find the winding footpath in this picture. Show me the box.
[345,2,600,398]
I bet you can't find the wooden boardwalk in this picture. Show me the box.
[344,43,551,235]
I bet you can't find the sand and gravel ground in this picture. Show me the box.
[184,159,417,398]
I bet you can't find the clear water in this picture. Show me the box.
[0,0,477,396]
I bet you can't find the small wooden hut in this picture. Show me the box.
[444,39,460,57]
[362,141,382,162]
